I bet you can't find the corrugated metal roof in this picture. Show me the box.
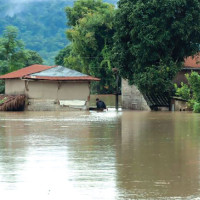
[25,66,100,81]
[0,65,100,81]
[30,65,88,77]
[0,65,54,79]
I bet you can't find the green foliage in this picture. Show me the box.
[64,0,117,94]
[176,72,200,112]
[133,62,179,95]
[0,0,117,65]
[113,0,200,96]
[0,26,43,93]
[175,82,191,101]
[55,45,72,66]
[187,72,200,102]
[0,0,70,65]
[23,50,43,66]
[0,80,5,94]
[193,102,200,113]
[66,0,115,26]
[0,26,25,73]
[0,97,7,105]
[0,26,43,72]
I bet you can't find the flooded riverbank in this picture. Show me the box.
[0,110,200,199]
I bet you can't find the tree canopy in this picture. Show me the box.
[62,0,117,93]
[0,26,43,74]
[0,26,26,74]
[0,0,117,65]
[113,0,200,96]
[0,0,71,65]
[55,45,72,66]
[0,26,43,92]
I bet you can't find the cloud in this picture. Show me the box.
[8,0,52,3]
[4,0,117,17]
[5,0,64,17]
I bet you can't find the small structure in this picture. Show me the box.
[122,54,200,110]
[0,65,100,111]
[170,97,189,111]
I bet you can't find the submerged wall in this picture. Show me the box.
[122,79,150,110]
[5,79,90,111]
[26,81,90,100]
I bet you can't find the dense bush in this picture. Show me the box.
[175,72,200,112]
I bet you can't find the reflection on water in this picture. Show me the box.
[0,111,200,199]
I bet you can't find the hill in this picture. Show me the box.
[0,0,117,65]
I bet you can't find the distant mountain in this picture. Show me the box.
[0,0,118,65]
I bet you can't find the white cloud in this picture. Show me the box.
[6,0,66,17]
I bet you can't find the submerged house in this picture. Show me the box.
[122,55,200,111]
[0,65,100,111]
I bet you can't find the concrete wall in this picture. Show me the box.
[5,80,90,100]
[5,79,25,95]
[122,79,150,110]
[25,81,89,100]
[5,79,90,111]
[171,99,189,111]
[26,99,88,111]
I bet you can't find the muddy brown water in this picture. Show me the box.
[0,110,200,199]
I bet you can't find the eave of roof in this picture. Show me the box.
[0,65,54,79]
[24,75,100,81]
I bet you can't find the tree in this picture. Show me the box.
[0,26,25,73]
[0,1,71,65]
[65,0,116,93]
[23,50,43,66]
[113,0,200,96]
[55,45,72,66]
[0,26,43,74]
[0,26,43,93]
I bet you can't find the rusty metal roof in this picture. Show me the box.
[0,65,54,79]
[184,54,200,69]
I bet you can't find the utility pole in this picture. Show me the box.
[112,68,119,110]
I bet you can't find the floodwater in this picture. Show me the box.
[0,110,200,200]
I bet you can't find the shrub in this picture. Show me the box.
[175,72,200,113]
[193,102,200,113]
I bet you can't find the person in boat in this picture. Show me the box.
[96,98,107,110]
